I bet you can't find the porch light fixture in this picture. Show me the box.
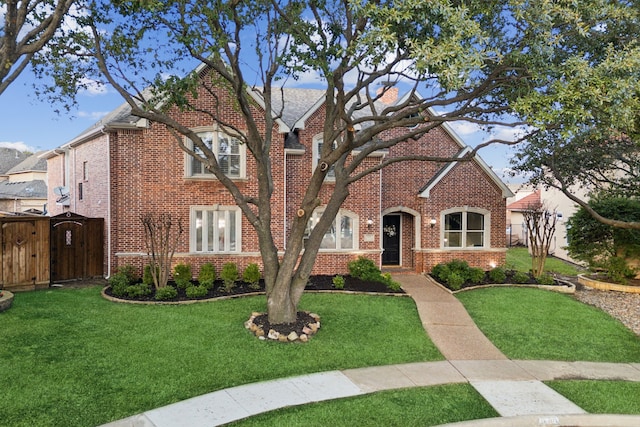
[366,218,374,228]
[429,218,437,228]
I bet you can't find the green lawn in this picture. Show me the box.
[456,287,640,362]
[0,287,440,427]
[506,247,582,275]
[229,384,498,427]
[547,381,640,414]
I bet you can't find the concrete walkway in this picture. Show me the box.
[102,273,640,427]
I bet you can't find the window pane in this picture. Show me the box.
[444,231,462,247]
[191,132,214,175]
[445,213,462,231]
[195,210,203,251]
[340,215,353,249]
[218,213,226,251]
[466,231,484,247]
[229,211,236,251]
[207,211,215,251]
[467,212,484,231]
[321,221,336,249]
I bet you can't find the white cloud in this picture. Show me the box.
[77,111,110,120]
[78,78,108,96]
[0,141,36,152]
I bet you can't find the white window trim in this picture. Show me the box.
[312,134,336,181]
[190,205,242,253]
[440,207,490,249]
[184,126,246,179]
[307,208,359,252]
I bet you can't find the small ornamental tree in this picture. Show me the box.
[522,202,558,278]
[141,213,183,289]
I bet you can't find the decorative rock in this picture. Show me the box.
[308,322,319,332]
[309,312,320,322]
[250,323,258,332]
[299,334,308,342]
[258,335,266,340]
[255,328,265,337]
[287,331,299,341]
[251,312,263,317]
[268,329,279,340]
[244,320,252,329]
[302,326,312,335]
[278,334,289,343]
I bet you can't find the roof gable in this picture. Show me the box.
[507,189,541,211]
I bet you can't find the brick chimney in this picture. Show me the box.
[377,84,399,104]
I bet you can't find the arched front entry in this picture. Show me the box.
[381,207,421,268]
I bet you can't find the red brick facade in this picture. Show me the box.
[47,77,510,279]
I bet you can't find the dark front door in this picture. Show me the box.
[382,215,400,265]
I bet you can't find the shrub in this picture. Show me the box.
[332,275,345,290]
[381,273,402,292]
[467,267,485,284]
[430,263,451,282]
[221,262,239,293]
[109,265,138,297]
[537,273,555,286]
[173,263,192,289]
[142,264,160,286]
[243,263,261,290]
[348,256,382,282]
[488,267,507,283]
[446,272,465,291]
[512,271,530,284]
[155,286,178,301]
[604,256,636,284]
[185,285,208,298]
[125,283,152,298]
[198,263,216,289]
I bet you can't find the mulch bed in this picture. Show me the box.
[102,274,404,302]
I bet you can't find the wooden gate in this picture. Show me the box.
[50,213,104,282]
[0,216,50,291]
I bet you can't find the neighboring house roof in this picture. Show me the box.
[7,152,47,174]
[0,180,48,199]
[507,189,541,211]
[0,148,30,174]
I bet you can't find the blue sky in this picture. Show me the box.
[0,67,524,183]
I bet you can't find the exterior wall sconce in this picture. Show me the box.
[430,218,437,228]
[366,218,374,228]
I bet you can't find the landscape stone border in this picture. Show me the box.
[426,275,576,295]
[578,274,640,294]
[0,290,14,312]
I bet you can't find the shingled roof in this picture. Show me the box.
[7,151,47,174]
[0,148,30,175]
[507,189,541,211]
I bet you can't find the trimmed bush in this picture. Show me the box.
[125,283,152,298]
[382,273,402,291]
[604,256,636,284]
[467,267,486,284]
[332,275,345,290]
[109,265,138,297]
[142,264,160,286]
[512,271,530,284]
[537,273,555,286]
[198,263,216,289]
[221,262,239,293]
[430,263,451,282]
[155,286,178,301]
[488,266,507,283]
[173,263,192,289]
[446,272,465,291]
[185,285,208,298]
[348,256,382,282]
[243,263,261,290]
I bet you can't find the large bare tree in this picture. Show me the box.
[42,0,640,324]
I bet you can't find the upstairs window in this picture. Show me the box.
[186,130,245,179]
[312,135,336,180]
[443,209,488,248]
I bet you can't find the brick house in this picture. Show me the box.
[45,72,513,278]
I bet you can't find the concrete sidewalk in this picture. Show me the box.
[101,273,640,427]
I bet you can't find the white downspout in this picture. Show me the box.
[283,143,287,250]
[101,130,112,278]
